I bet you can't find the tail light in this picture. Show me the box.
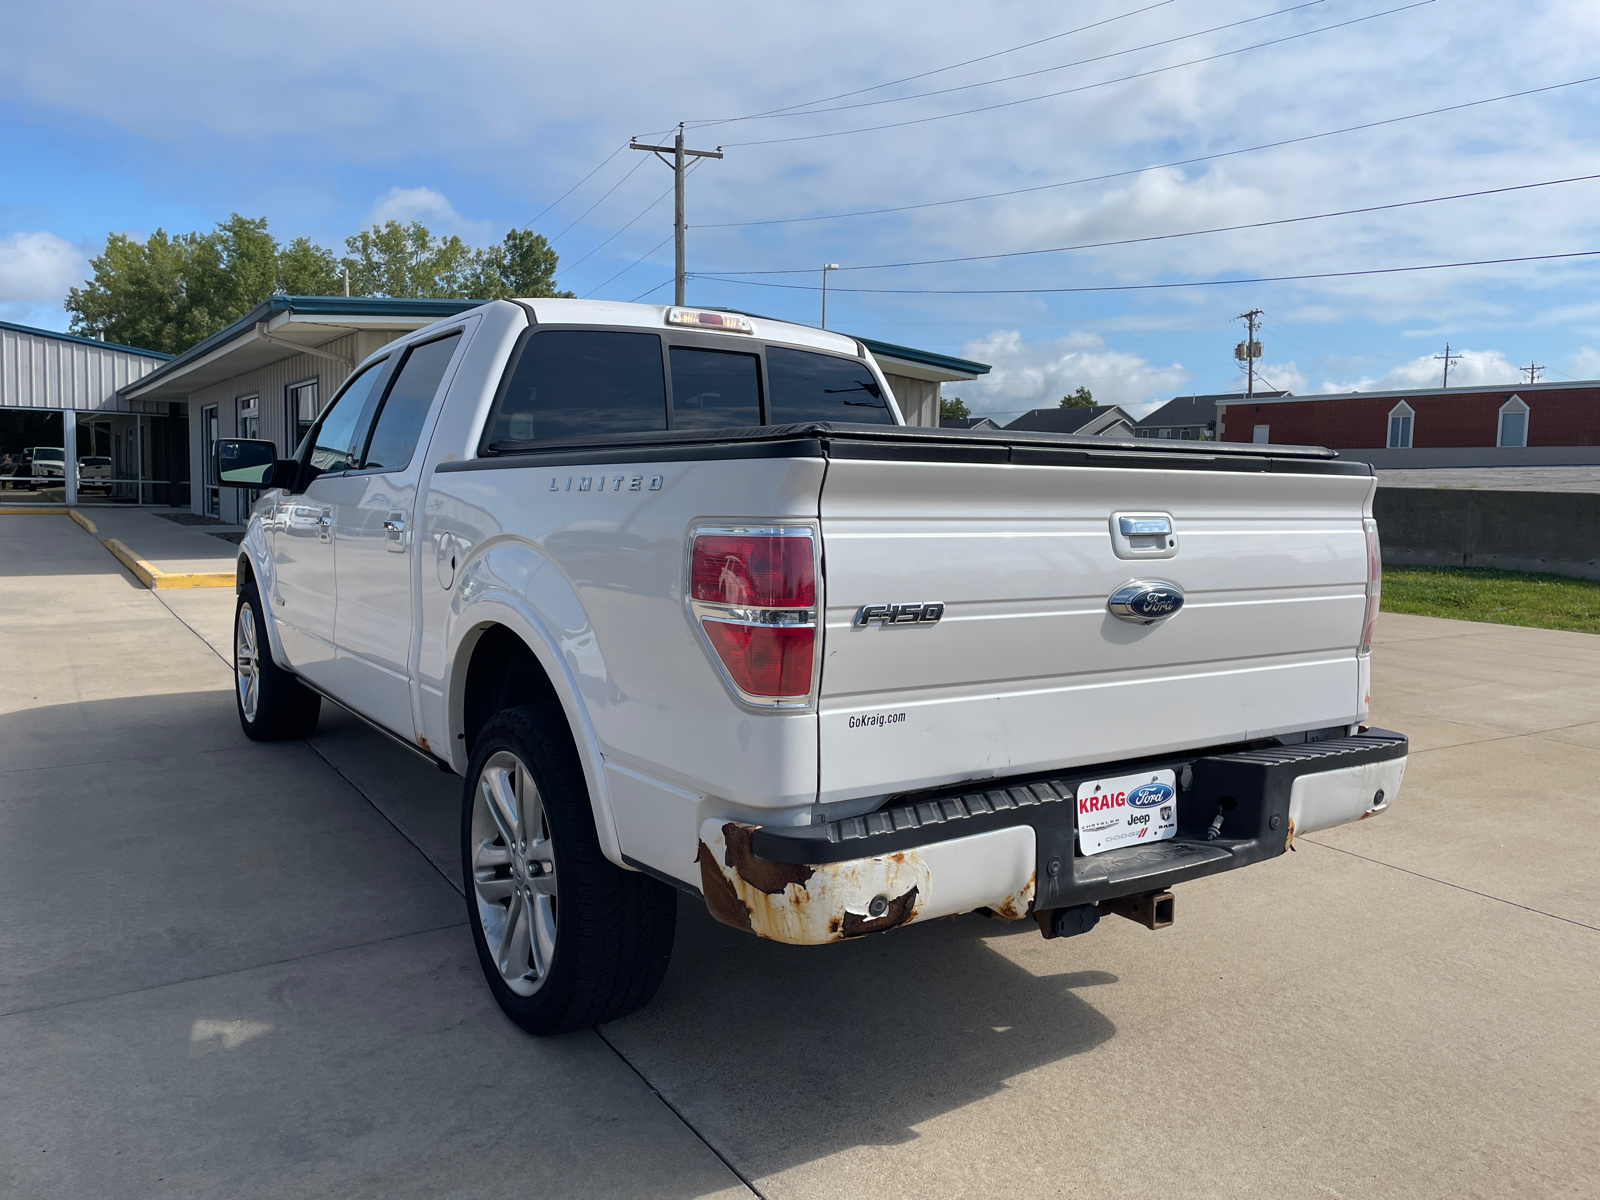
[689,528,819,706]
[1360,517,1382,655]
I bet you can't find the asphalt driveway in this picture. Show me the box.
[2,512,1595,1199]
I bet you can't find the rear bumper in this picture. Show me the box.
[697,728,1407,944]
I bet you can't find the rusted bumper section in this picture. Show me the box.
[696,819,1035,945]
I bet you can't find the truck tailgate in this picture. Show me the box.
[817,452,1373,805]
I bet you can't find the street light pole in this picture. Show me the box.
[821,263,840,329]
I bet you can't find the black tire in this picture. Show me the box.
[233,582,321,740]
[462,704,676,1035]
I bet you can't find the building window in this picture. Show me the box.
[287,378,319,452]
[1158,427,1173,439]
[1497,395,1528,448]
[1253,425,1270,444]
[237,394,260,440]
[1387,401,1414,449]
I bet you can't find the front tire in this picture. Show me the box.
[234,582,321,740]
[463,705,676,1035]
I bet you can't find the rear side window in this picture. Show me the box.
[766,346,893,424]
[484,330,666,447]
[669,346,762,429]
[362,332,462,471]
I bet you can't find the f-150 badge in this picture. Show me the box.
[1107,581,1185,624]
[855,602,944,627]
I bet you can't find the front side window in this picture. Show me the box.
[669,346,762,429]
[308,360,386,474]
[484,330,667,448]
[766,346,893,425]
[363,333,462,471]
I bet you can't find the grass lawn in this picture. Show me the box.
[1382,565,1600,635]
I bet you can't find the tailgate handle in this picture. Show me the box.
[1119,516,1171,536]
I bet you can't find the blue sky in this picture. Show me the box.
[3,0,1598,418]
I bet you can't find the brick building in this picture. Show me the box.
[1217,380,1600,464]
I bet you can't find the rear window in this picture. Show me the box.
[766,346,893,424]
[485,330,666,447]
[669,346,762,429]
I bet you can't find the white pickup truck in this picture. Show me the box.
[216,298,1408,1035]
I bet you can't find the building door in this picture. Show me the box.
[201,405,219,515]
[270,359,389,688]
[331,329,465,738]
[1252,424,1270,444]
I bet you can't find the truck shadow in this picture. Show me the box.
[603,900,1118,1177]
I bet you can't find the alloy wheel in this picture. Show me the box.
[235,603,260,722]
[471,750,558,996]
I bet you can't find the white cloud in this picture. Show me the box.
[1320,348,1522,393]
[364,187,495,243]
[1250,360,1308,395]
[0,232,88,304]
[1566,347,1600,381]
[954,330,1187,420]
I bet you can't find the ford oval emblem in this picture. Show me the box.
[1108,580,1185,624]
[1127,781,1175,808]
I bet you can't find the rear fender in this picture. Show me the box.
[443,540,622,866]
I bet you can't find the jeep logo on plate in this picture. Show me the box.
[1108,580,1185,625]
[1127,781,1175,808]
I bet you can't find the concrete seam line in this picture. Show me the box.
[0,921,470,1020]
[301,735,466,898]
[593,1026,769,1200]
[1298,838,1600,933]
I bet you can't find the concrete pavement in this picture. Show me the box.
[2,513,1596,1198]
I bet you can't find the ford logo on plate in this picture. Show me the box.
[1108,580,1185,624]
[1127,781,1175,808]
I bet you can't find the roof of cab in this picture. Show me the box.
[517,298,864,357]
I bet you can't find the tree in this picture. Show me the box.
[1060,386,1094,408]
[66,214,341,354]
[468,228,574,299]
[940,396,970,421]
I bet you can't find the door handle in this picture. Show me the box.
[384,509,409,552]
[318,508,332,542]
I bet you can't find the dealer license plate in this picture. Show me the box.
[1075,768,1179,856]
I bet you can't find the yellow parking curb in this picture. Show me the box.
[4,506,236,589]
[101,537,235,590]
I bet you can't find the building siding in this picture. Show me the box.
[186,330,406,517]
[0,326,166,412]
[884,373,939,427]
[1220,385,1600,448]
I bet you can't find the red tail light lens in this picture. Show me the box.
[692,535,814,608]
[700,622,815,698]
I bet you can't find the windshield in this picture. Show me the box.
[33,448,64,461]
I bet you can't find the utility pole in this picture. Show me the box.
[1435,343,1461,388]
[821,264,840,328]
[631,124,724,306]
[1234,309,1264,397]
[1521,360,1544,384]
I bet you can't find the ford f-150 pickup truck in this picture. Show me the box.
[215,298,1408,1035]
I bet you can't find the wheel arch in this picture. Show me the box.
[446,605,623,867]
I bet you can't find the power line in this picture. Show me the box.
[686,0,1178,127]
[564,183,676,275]
[584,233,674,298]
[629,277,677,303]
[691,248,1600,295]
[702,172,1600,276]
[708,0,1328,125]
[696,75,1600,230]
[721,0,1436,147]
[522,142,629,231]
[549,155,650,246]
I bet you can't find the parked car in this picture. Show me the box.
[78,455,113,484]
[214,298,1408,1035]
[22,446,66,489]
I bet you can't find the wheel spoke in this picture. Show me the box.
[473,840,512,869]
[481,769,519,846]
[499,890,532,979]
[530,895,557,977]
[474,875,514,903]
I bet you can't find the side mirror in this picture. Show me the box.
[216,439,294,488]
